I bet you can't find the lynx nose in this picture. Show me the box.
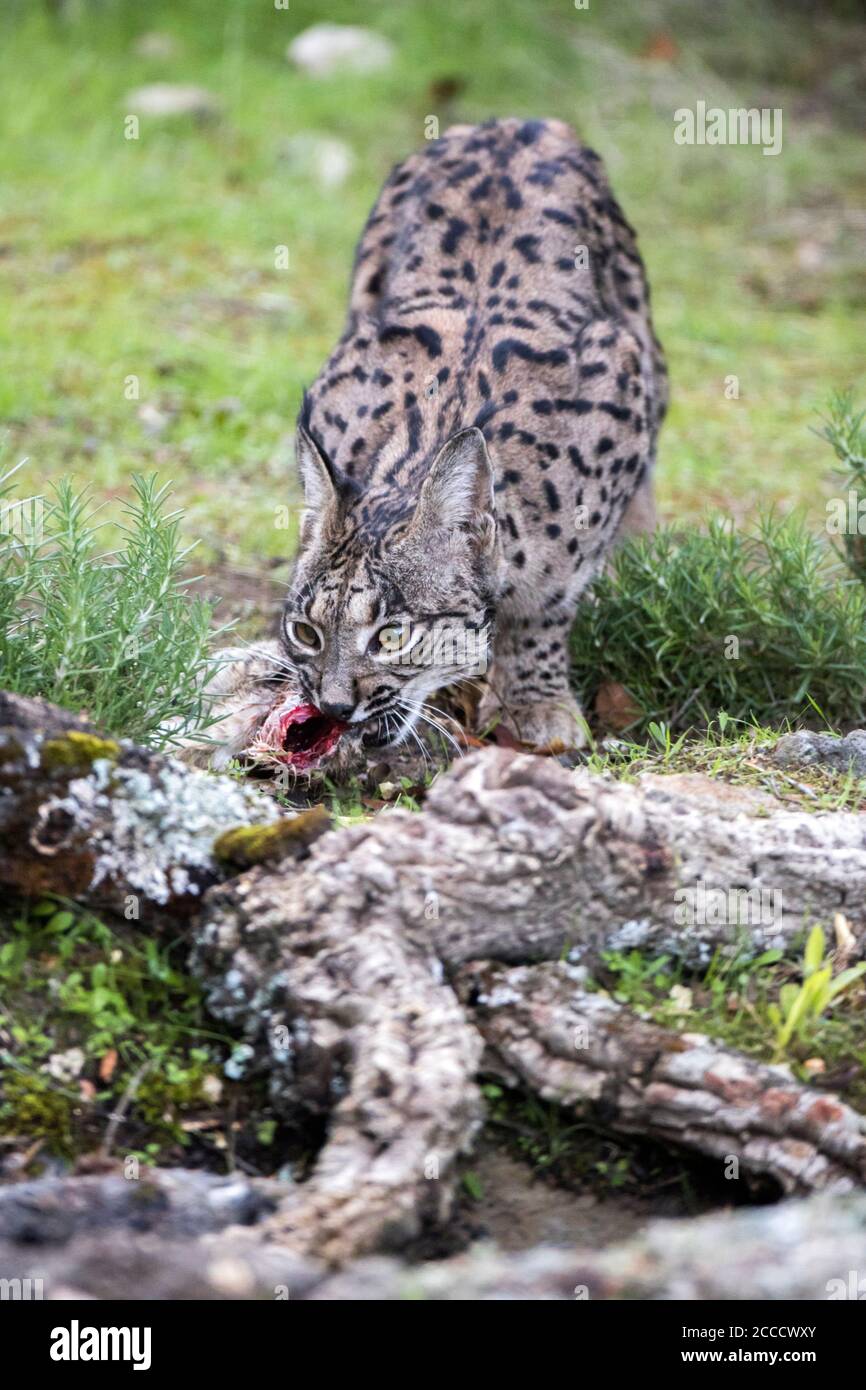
[319,699,355,723]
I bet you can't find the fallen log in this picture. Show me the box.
[0,1167,288,1244]
[192,889,485,1263]
[195,745,866,990]
[188,754,866,1259]
[2,1190,865,1300]
[4,695,865,963]
[3,694,866,1268]
[463,960,866,1196]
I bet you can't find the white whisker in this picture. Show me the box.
[399,699,463,761]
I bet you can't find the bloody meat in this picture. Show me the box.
[256,701,347,770]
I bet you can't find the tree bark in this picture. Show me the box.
[0,696,322,913]
[0,1167,288,1244]
[4,696,864,963]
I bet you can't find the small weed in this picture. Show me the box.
[767,924,866,1061]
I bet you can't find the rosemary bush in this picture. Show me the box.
[821,390,866,585]
[572,400,866,734]
[0,473,224,745]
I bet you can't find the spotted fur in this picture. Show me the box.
[281,117,667,752]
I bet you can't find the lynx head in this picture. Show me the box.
[280,421,500,751]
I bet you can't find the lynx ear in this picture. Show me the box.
[411,428,496,548]
[295,425,355,547]
[295,425,340,514]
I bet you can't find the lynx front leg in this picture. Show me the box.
[476,612,586,751]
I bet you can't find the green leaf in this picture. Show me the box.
[462,1171,484,1201]
[825,963,866,1003]
[803,925,825,978]
[47,910,75,933]
[803,967,833,1019]
[751,949,784,969]
[779,983,800,1015]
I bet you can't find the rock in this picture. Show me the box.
[770,730,866,778]
[124,84,220,120]
[279,133,355,189]
[137,402,172,436]
[132,32,180,61]
[286,24,395,78]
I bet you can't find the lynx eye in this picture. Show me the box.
[372,622,414,656]
[287,620,321,650]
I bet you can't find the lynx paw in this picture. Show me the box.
[479,692,588,752]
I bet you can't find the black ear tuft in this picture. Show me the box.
[294,398,359,515]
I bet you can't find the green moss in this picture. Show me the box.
[213,806,330,865]
[2,1071,75,1156]
[40,731,120,772]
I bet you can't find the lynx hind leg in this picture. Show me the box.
[177,641,291,769]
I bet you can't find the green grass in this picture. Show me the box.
[586,718,866,813]
[0,0,864,569]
